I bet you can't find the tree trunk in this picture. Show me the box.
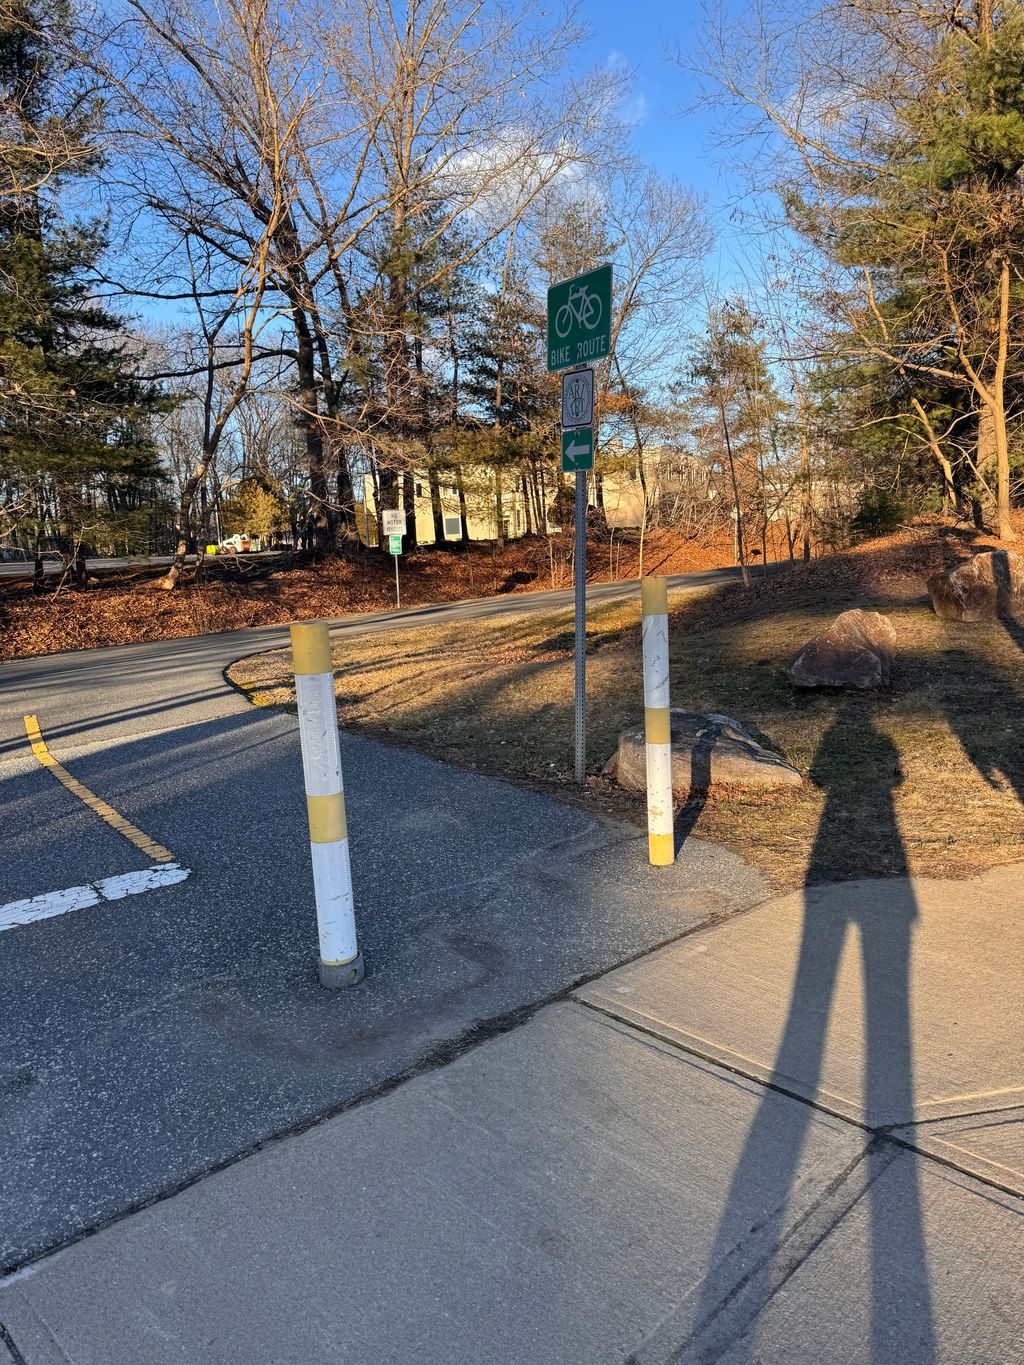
[799,428,812,561]
[719,397,751,589]
[456,466,470,544]
[377,463,399,529]
[293,307,333,552]
[428,467,445,545]
[402,469,418,550]
[520,473,534,535]
[494,471,504,547]
[157,458,208,589]
[991,405,1014,542]
[992,259,1015,542]
[530,461,544,533]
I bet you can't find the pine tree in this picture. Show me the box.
[0,1,165,555]
[777,2,1024,539]
[685,301,789,584]
[462,266,552,543]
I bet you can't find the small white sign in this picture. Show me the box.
[561,366,594,429]
[382,509,407,536]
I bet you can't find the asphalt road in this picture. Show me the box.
[0,563,766,762]
[0,564,770,1273]
[0,554,194,580]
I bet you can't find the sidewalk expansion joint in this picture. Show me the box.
[0,1318,28,1365]
[630,1142,888,1365]
[573,996,1024,1204]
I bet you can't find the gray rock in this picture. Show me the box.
[927,549,1024,622]
[787,608,896,689]
[612,709,802,797]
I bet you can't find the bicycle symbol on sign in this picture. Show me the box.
[554,283,602,339]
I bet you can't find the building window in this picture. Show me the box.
[443,514,461,539]
[415,482,424,498]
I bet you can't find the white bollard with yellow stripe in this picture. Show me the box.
[290,620,364,987]
[641,577,675,866]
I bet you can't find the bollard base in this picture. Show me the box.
[319,952,365,989]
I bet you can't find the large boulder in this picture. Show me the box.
[611,709,802,798]
[927,550,1024,622]
[787,609,896,690]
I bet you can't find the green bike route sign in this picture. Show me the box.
[547,264,612,373]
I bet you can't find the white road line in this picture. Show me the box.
[0,863,190,933]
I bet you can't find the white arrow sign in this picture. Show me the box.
[561,426,594,472]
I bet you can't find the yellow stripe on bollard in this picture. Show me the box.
[643,707,672,746]
[290,620,333,675]
[305,792,348,844]
[648,832,675,865]
[640,575,668,617]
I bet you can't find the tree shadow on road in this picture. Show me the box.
[685,699,936,1363]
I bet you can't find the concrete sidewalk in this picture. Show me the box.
[1,865,1020,1364]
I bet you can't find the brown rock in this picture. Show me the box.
[787,609,896,690]
[927,550,1024,622]
[613,709,802,798]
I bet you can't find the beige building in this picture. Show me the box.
[356,441,714,544]
[357,466,561,546]
[600,441,713,529]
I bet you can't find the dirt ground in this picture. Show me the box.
[229,521,1024,889]
[0,522,783,661]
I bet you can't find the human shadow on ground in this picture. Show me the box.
[671,723,715,851]
[684,700,937,1363]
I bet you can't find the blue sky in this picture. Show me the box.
[579,0,754,295]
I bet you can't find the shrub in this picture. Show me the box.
[850,487,905,539]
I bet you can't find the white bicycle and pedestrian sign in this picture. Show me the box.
[547,264,612,373]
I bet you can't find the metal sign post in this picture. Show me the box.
[573,468,587,784]
[548,262,612,785]
[562,403,592,780]
[389,534,402,606]
[382,510,406,609]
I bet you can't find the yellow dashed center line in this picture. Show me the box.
[23,714,175,864]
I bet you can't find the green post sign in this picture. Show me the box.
[389,534,402,555]
[547,264,612,373]
[561,426,594,473]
